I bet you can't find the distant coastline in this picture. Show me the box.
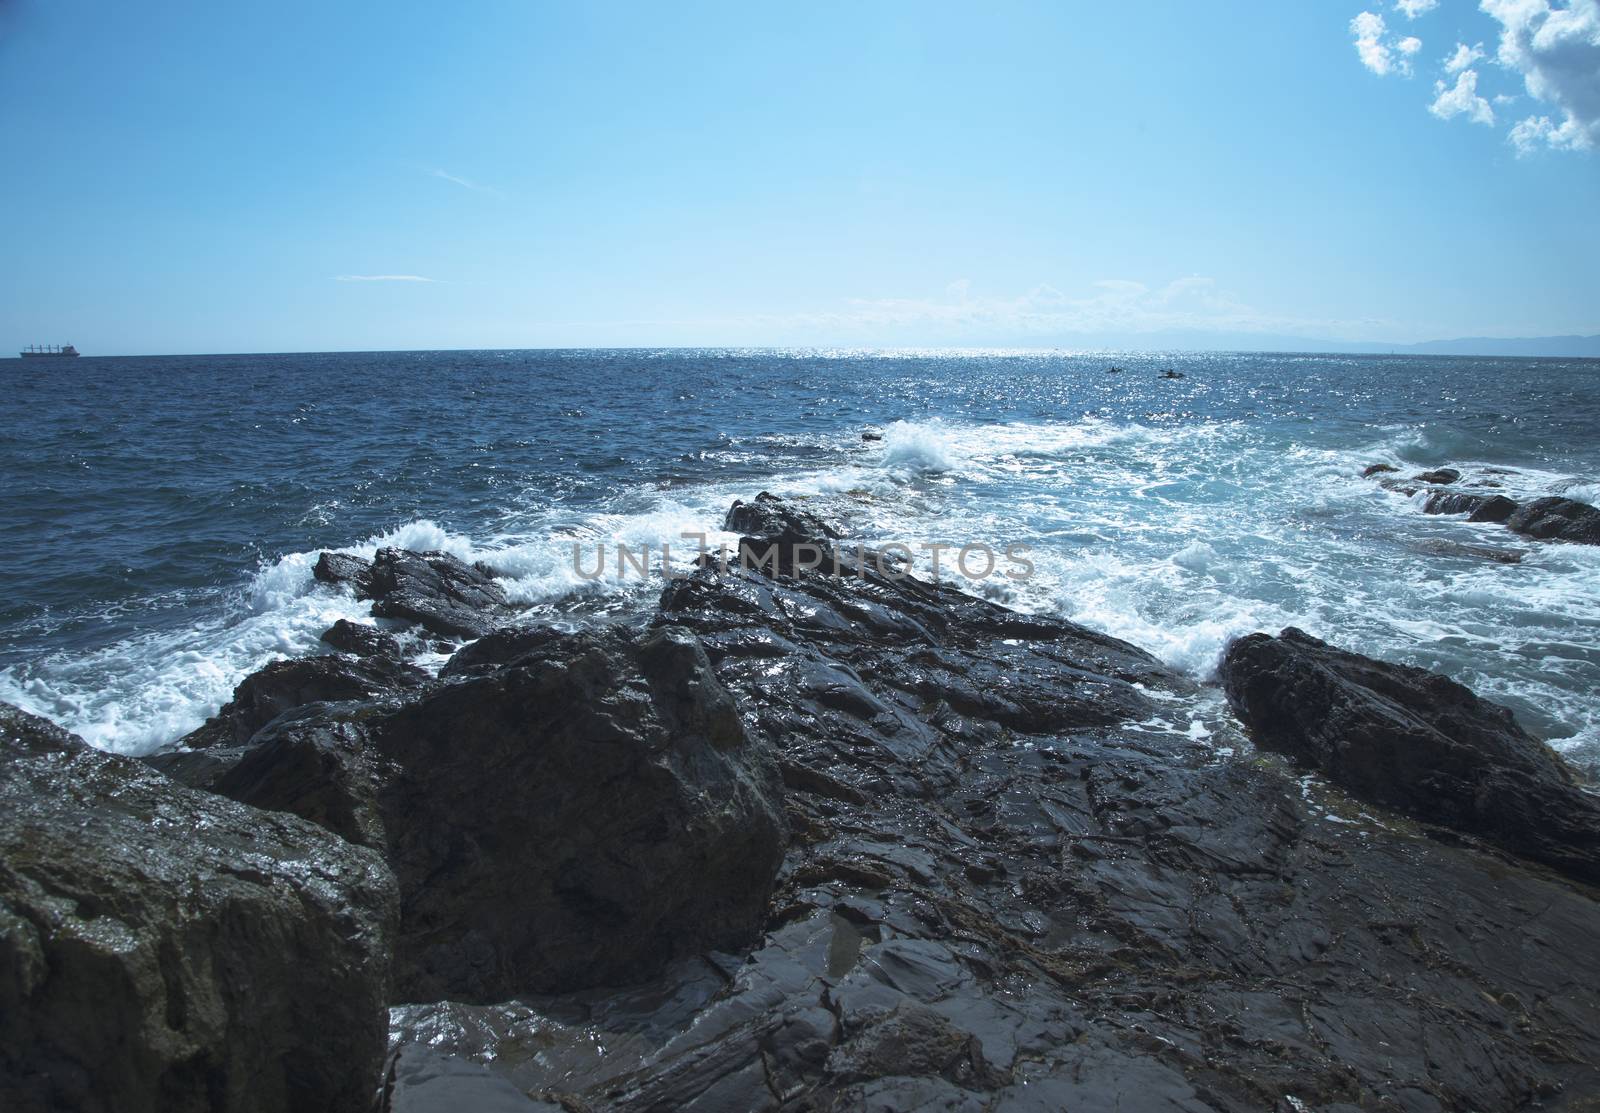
[7,334,1599,360]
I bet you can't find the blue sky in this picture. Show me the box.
[1,0,1596,354]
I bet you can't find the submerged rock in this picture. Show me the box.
[1423,490,1519,522]
[1361,462,1398,478]
[1506,496,1600,545]
[0,704,396,1113]
[1414,467,1462,485]
[1221,627,1600,883]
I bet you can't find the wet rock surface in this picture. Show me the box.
[1222,627,1600,884]
[377,624,787,1002]
[1361,462,1600,545]
[314,546,513,639]
[1507,496,1600,545]
[321,617,407,658]
[366,498,1600,1111]
[367,547,511,639]
[170,650,429,751]
[1422,490,1518,522]
[27,495,1600,1111]
[0,704,397,1113]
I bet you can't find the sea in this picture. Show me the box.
[2,349,1597,769]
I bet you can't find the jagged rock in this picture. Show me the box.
[1506,496,1600,545]
[211,714,389,849]
[367,548,509,640]
[725,491,842,543]
[175,652,429,750]
[0,704,396,1113]
[314,550,375,595]
[374,624,787,1002]
[321,618,405,658]
[1423,490,1519,522]
[97,494,1600,1108]
[439,625,568,679]
[1414,467,1462,485]
[1361,463,1398,478]
[659,538,1184,777]
[1221,627,1600,883]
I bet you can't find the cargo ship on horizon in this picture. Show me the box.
[19,344,80,358]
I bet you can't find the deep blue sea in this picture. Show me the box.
[2,349,1598,766]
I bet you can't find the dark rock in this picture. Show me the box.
[374,624,787,1002]
[130,493,1600,1108]
[175,651,429,750]
[367,548,510,640]
[1377,477,1419,496]
[1361,463,1398,478]
[438,624,569,678]
[1507,496,1600,545]
[724,491,842,543]
[1423,490,1519,522]
[1414,467,1462,485]
[0,703,396,1113]
[1221,627,1600,883]
[321,618,405,658]
[1410,537,1523,564]
[212,714,389,848]
[861,431,883,442]
[314,550,375,595]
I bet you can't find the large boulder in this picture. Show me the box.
[367,548,510,640]
[1506,496,1600,545]
[0,704,397,1113]
[1221,627,1600,882]
[374,625,787,1002]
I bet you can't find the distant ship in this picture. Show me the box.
[20,344,80,358]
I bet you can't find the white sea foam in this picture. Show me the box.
[877,420,963,477]
[9,411,1600,765]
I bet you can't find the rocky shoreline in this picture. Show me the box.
[5,492,1600,1111]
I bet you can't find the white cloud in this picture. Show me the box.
[1352,12,1421,74]
[1431,68,1497,124]
[1508,112,1590,149]
[1445,41,1486,71]
[1481,0,1600,152]
[333,274,436,282]
[1353,11,1398,74]
[1396,0,1440,16]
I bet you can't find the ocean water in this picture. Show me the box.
[2,349,1598,768]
